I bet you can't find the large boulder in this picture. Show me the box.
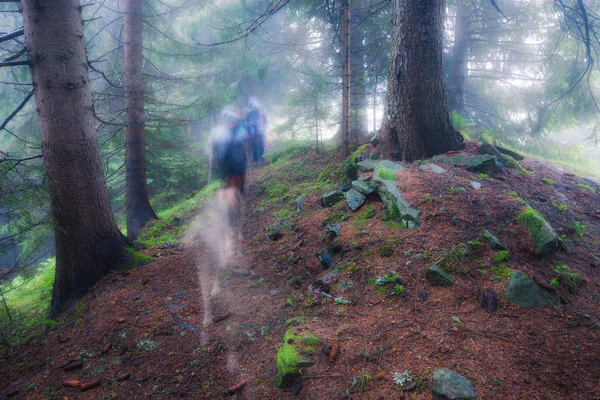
[433,154,499,175]
[516,206,564,257]
[432,368,476,399]
[505,271,556,307]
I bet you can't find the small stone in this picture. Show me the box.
[316,248,333,269]
[426,265,454,287]
[321,190,344,207]
[470,181,482,190]
[419,163,446,174]
[481,288,498,312]
[325,224,341,239]
[267,229,283,241]
[432,368,476,399]
[482,229,506,250]
[296,194,307,211]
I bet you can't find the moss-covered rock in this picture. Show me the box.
[516,206,564,257]
[275,321,320,388]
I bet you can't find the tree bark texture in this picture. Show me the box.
[447,0,470,114]
[382,0,464,162]
[124,0,157,239]
[341,0,350,158]
[349,3,368,142]
[21,0,126,317]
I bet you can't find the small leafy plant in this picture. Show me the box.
[569,221,587,238]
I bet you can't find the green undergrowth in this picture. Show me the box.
[0,257,55,346]
[137,181,220,247]
[122,247,155,270]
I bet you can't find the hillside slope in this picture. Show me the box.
[1,141,600,399]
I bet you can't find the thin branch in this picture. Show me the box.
[2,47,25,62]
[0,90,34,133]
[0,60,28,67]
[0,28,23,43]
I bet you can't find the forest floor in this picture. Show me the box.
[1,141,600,400]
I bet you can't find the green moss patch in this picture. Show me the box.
[377,168,396,180]
[494,250,510,262]
[122,247,155,270]
[276,319,319,388]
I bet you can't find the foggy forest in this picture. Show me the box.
[1,0,600,398]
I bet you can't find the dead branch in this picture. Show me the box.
[0,60,28,67]
[0,90,34,133]
[0,28,23,43]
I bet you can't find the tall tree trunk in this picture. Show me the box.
[21,0,127,317]
[341,0,351,158]
[349,3,368,143]
[381,0,464,162]
[124,0,157,240]
[447,0,470,114]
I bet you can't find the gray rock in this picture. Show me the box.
[419,163,446,174]
[432,368,476,400]
[371,174,421,228]
[321,190,344,207]
[433,154,499,175]
[316,248,333,269]
[353,159,421,227]
[370,134,379,147]
[495,145,524,160]
[482,229,506,250]
[470,181,482,190]
[351,177,377,196]
[426,265,455,287]
[505,271,556,307]
[340,178,352,192]
[344,188,366,211]
[296,194,307,211]
[480,142,508,166]
[325,223,341,239]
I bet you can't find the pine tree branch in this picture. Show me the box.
[0,60,28,67]
[0,90,34,132]
[0,28,23,43]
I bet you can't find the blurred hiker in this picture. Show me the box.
[209,106,248,193]
[208,106,248,227]
[244,97,268,165]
